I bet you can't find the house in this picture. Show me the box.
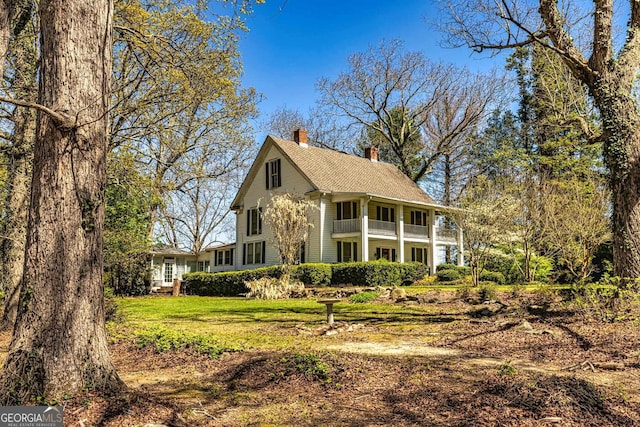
[149,129,463,291]
[230,129,463,273]
[149,243,235,291]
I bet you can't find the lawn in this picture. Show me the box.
[9,286,638,426]
[116,294,459,351]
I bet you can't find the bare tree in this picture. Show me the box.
[540,178,611,281]
[317,39,454,181]
[1,0,121,403]
[317,39,501,183]
[159,171,241,253]
[453,176,515,286]
[439,0,640,277]
[264,105,353,151]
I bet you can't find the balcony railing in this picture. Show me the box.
[369,219,396,236]
[333,218,360,234]
[404,224,430,239]
[436,226,457,240]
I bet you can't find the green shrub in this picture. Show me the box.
[277,353,334,384]
[437,263,458,272]
[135,326,238,358]
[349,291,380,303]
[292,263,332,286]
[478,282,497,301]
[437,263,470,276]
[331,260,402,287]
[497,361,516,376]
[398,262,430,284]
[479,270,506,284]
[436,268,461,282]
[572,277,640,322]
[185,261,432,294]
[483,249,553,283]
[183,265,284,296]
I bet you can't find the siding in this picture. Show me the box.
[323,200,338,263]
[306,197,322,263]
[236,144,315,269]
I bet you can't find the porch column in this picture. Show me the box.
[429,209,438,275]
[361,198,369,261]
[396,204,404,263]
[457,226,464,267]
[318,197,325,262]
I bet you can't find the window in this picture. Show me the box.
[411,247,427,264]
[336,201,358,220]
[243,241,265,265]
[266,158,281,189]
[247,207,262,236]
[197,261,210,272]
[375,247,396,262]
[376,205,395,222]
[214,249,234,266]
[163,260,174,283]
[337,241,358,262]
[410,210,428,226]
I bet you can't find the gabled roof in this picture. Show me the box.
[231,135,440,209]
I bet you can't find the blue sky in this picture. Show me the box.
[238,0,502,137]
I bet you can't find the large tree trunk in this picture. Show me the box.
[595,85,640,278]
[0,0,121,403]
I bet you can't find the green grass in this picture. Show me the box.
[115,295,457,351]
[114,283,568,353]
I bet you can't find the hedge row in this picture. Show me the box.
[436,264,471,282]
[183,261,430,297]
[183,266,283,297]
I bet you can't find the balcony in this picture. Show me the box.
[333,218,360,234]
[436,226,457,241]
[404,223,430,239]
[369,219,396,236]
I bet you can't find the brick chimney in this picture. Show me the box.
[293,129,308,147]
[365,146,379,162]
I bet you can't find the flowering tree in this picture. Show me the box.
[452,176,516,286]
[262,192,316,283]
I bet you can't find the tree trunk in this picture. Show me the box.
[0,12,37,332]
[0,112,33,331]
[595,86,640,278]
[0,0,121,403]
[0,0,15,80]
[443,154,452,264]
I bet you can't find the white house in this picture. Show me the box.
[150,130,463,292]
[149,243,235,291]
[230,130,463,271]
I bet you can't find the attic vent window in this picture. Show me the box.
[266,158,281,189]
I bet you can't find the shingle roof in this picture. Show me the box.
[150,245,194,256]
[268,136,438,205]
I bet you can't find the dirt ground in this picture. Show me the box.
[3,291,640,426]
